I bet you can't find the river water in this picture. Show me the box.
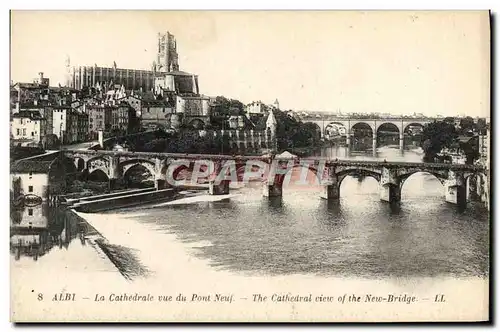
[10,146,490,281]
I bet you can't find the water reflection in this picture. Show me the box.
[10,203,86,261]
[317,145,423,162]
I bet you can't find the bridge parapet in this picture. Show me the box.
[61,149,486,210]
[63,149,485,170]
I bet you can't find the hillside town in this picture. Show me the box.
[10,31,489,157]
[10,32,274,149]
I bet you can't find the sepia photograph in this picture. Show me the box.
[9,9,491,322]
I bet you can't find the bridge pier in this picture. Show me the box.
[108,178,118,191]
[399,133,404,152]
[345,134,351,155]
[372,133,377,157]
[320,182,340,200]
[379,167,401,204]
[155,179,167,190]
[468,174,480,201]
[444,171,467,210]
[262,181,283,197]
[379,183,401,204]
[208,160,230,195]
[477,174,489,209]
[208,179,230,195]
[108,156,121,191]
[154,158,168,190]
[320,170,340,200]
[262,174,285,198]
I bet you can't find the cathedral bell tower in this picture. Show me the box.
[156,31,179,73]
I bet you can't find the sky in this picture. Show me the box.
[10,10,490,117]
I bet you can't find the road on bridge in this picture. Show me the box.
[61,141,100,151]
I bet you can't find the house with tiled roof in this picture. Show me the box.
[10,154,66,206]
[10,110,47,146]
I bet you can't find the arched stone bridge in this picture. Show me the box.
[63,149,486,210]
[305,117,433,152]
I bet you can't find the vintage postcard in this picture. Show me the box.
[9,10,491,322]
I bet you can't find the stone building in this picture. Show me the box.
[140,99,175,129]
[10,156,66,203]
[10,111,46,146]
[87,105,113,138]
[52,107,88,144]
[245,101,266,115]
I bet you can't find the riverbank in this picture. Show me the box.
[64,185,212,213]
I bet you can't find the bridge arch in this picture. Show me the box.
[325,122,347,138]
[119,159,157,180]
[164,159,196,183]
[123,164,154,188]
[350,123,374,152]
[336,167,382,188]
[375,121,403,133]
[376,123,400,148]
[306,122,322,137]
[87,169,109,182]
[399,170,448,186]
[402,123,426,150]
[399,171,447,200]
[399,169,449,185]
[75,158,86,172]
[188,118,206,130]
[282,163,322,186]
[351,121,375,133]
[403,122,425,135]
[86,156,111,176]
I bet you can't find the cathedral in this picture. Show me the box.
[68,32,180,91]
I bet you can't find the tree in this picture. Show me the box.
[459,136,480,165]
[476,118,487,135]
[459,116,475,134]
[420,121,458,162]
[443,117,456,124]
[254,110,320,151]
[213,96,245,116]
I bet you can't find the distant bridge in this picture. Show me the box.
[59,149,486,210]
[303,117,434,152]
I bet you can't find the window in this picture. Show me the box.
[16,128,20,135]
[22,128,26,136]
[28,209,33,216]
[28,185,33,192]
[61,115,63,120]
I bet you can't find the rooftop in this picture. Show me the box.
[11,111,43,120]
[10,160,54,174]
[142,99,173,107]
[161,70,195,77]
[74,64,154,73]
